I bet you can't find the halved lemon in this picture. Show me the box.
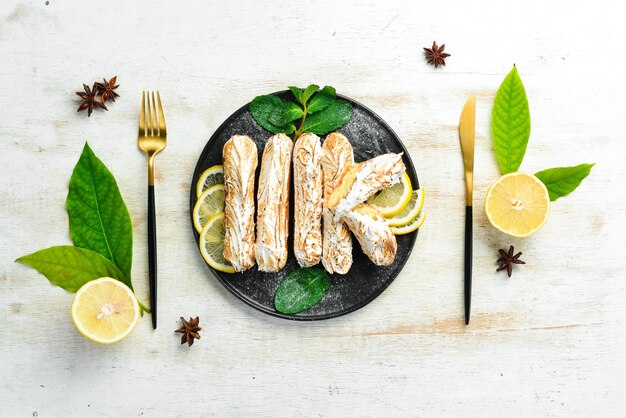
[196,165,224,198]
[193,184,225,233]
[199,212,235,273]
[485,172,550,237]
[71,277,140,344]
[366,172,412,216]
[386,189,425,227]
[391,212,426,235]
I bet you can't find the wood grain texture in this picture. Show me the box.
[1,0,625,416]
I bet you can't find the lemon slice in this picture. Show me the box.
[193,184,225,233]
[196,165,224,198]
[391,212,426,235]
[71,277,140,344]
[386,189,425,227]
[199,212,235,273]
[485,172,550,237]
[366,172,413,216]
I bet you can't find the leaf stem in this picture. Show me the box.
[137,299,151,315]
[294,102,308,140]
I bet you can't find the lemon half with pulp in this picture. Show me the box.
[71,277,140,344]
[485,172,550,237]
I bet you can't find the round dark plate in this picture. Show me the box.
[190,91,419,320]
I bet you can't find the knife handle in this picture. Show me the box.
[464,205,472,325]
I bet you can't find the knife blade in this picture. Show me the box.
[459,95,475,325]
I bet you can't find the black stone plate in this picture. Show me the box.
[190,91,419,321]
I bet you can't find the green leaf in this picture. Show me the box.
[302,100,353,135]
[249,95,294,134]
[16,246,128,292]
[274,268,331,314]
[301,84,320,105]
[492,66,531,174]
[288,86,303,104]
[535,163,594,201]
[66,143,134,286]
[307,86,336,114]
[269,101,304,127]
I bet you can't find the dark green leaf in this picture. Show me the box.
[492,66,531,174]
[301,84,320,105]
[274,268,331,314]
[535,163,594,201]
[288,86,303,104]
[249,95,294,134]
[66,143,134,286]
[282,122,296,135]
[16,246,128,292]
[307,86,336,114]
[269,101,304,126]
[302,100,353,135]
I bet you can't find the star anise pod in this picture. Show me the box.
[423,41,451,68]
[76,83,107,117]
[175,316,202,346]
[96,76,120,103]
[496,246,526,278]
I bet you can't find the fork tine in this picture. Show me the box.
[156,91,166,136]
[146,91,153,136]
[139,91,146,136]
[150,92,158,136]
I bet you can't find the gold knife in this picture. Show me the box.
[459,95,476,325]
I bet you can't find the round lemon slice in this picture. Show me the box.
[71,277,140,344]
[199,212,235,273]
[193,184,225,233]
[386,189,425,227]
[391,212,426,235]
[366,172,413,217]
[485,172,550,237]
[196,165,224,198]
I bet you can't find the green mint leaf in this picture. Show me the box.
[307,86,336,114]
[288,86,304,104]
[301,84,320,105]
[16,246,128,292]
[282,122,296,135]
[302,100,353,135]
[269,101,304,127]
[66,143,134,286]
[249,95,293,134]
[274,267,331,314]
[535,163,594,201]
[491,66,531,174]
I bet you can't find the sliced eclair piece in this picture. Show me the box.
[342,203,397,266]
[327,153,405,219]
[293,132,323,267]
[223,135,258,272]
[255,134,293,272]
[321,132,354,275]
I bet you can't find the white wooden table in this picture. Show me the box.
[1,1,625,416]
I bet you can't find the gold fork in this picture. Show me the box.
[138,91,167,329]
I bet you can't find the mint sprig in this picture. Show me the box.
[250,84,353,139]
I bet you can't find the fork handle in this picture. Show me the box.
[148,185,157,329]
[464,205,472,325]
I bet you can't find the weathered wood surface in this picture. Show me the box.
[1,0,625,416]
